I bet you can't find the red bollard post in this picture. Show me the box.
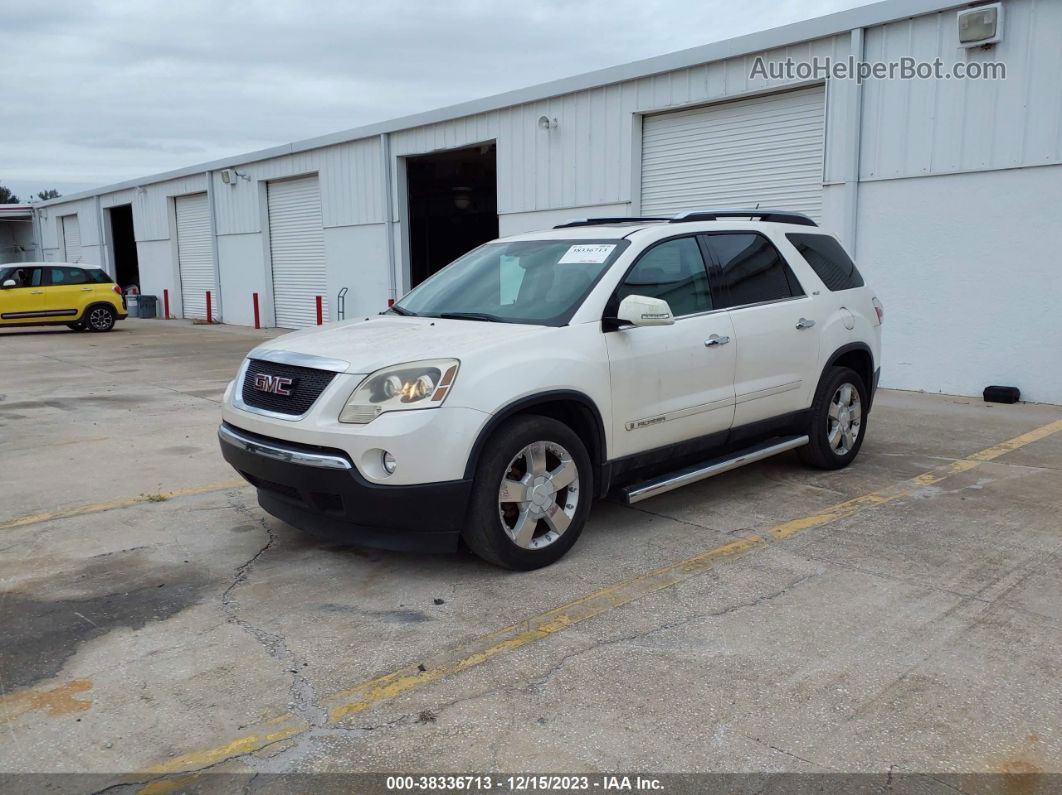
[387,298,395,307]
[206,291,213,324]
[252,293,260,329]
[163,289,170,319]
[316,295,323,326]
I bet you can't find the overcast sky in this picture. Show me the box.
[3,0,874,201]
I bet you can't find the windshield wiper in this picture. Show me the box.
[387,305,416,316]
[433,311,504,322]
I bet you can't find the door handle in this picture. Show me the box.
[704,334,730,347]
[81,287,93,291]
[795,317,815,330]
[30,290,44,295]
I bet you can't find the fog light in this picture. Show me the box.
[382,451,397,475]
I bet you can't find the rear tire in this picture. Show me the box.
[85,306,116,332]
[797,366,868,470]
[463,415,593,570]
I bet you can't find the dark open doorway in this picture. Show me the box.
[406,142,498,288]
[107,204,140,291]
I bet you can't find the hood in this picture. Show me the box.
[249,315,545,374]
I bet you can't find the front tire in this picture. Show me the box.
[798,366,868,470]
[85,306,116,332]
[67,321,87,332]
[463,415,593,570]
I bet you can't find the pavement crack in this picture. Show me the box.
[221,497,327,730]
[741,733,834,770]
[519,572,819,693]
[621,502,723,534]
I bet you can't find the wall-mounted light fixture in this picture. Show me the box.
[538,115,558,131]
[958,2,1003,47]
[135,186,147,195]
[221,169,250,185]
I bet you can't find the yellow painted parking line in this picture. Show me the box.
[140,719,308,778]
[70,417,1062,782]
[328,534,765,721]
[0,480,250,530]
[769,417,1062,540]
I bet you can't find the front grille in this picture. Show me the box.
[241,359,337,416]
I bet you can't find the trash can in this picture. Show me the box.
[138,295,158,319]
[126,295,140,317]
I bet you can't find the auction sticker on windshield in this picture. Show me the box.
[558,244,616,264]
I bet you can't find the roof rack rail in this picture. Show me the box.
[553,216,670,229]
[669,209,817,226]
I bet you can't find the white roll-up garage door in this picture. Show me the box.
[267,175,327,329]
[641,86,825,220]
[175,193,216,320]
[61,215,82,263]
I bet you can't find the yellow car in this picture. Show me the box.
[0,263,128,332]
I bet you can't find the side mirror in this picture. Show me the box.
[616,294,674,327]
[1,279,17,289]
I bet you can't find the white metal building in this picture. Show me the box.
[30,0,1062,403]
[0,205,40,263]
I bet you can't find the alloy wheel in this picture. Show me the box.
[498,440,580,550]
[89,308,112,330]
[827,383,862,456]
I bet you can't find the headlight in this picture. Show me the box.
[339,359,459,424]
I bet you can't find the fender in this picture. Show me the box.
[462,389,608,492]
[818,341,877,411]
[79,300,123,319]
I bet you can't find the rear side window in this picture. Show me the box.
[617,236,712,317]
[705,233,803,308]
[47,267,89,285]
[86,269,114,284]
[787,233,864,291]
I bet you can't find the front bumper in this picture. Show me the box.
[219,422,471,552]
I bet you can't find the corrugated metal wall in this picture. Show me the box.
[388,34,849,215]
[212,138,384,235]
[857,0,1062,181]
[31,0,1061,330]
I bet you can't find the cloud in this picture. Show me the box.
[1,0,871,198]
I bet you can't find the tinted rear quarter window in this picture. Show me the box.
[706,233,802,307]
[787,233,864,291]
[48,267,89,285]
[87,269,114,284]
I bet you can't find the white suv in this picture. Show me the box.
[219,210,883,569]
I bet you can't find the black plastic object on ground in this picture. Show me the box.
[984,385,1020,404]
[138,295,158,319]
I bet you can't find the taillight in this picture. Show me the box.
[113,285,122,296]
[872,297,884,325]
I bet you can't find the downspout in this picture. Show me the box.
[95,195,108,274]
[844,27,865,252]
[32,207,43,261]
[380,132,397,302]
[206,170,223,320]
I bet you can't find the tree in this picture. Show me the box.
[37,189,61,200]
[0,184,20,204]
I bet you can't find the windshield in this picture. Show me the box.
[396,239,629,326]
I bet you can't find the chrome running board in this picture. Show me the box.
[621,435,810,504]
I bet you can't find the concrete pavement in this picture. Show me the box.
[1,319,1060,791]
